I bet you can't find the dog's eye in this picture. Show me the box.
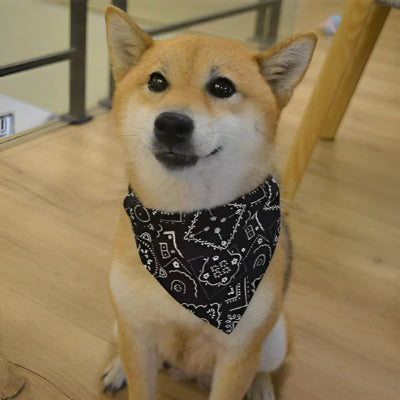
[148,72,168,92]
[207,77,236,98]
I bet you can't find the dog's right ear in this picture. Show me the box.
[105,6,153,82]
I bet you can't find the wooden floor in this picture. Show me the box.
[1,1,399,399]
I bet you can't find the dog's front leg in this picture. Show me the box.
[209,348,259,400]
[117,320,159,400]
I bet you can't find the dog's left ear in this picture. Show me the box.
[105,6,153,82]
[255,33,317,108]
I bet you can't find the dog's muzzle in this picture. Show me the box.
[154,112,194,147]
[152,112,223,169]
[153,112,197,169]
[154,112,198,169]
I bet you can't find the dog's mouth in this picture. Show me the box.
[154,146,222,169]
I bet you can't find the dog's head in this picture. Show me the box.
[106,6,316,210]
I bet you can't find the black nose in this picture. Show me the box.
[154,112,194,147]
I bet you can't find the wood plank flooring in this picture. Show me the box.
[1,1,399,399]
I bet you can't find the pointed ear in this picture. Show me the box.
[255,33,317,108]
[105,6,153,82]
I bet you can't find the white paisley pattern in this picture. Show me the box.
[124,176,280,334]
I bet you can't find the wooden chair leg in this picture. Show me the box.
[318,0,390,140]
[281,0,390,202]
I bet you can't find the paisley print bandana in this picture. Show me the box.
[124,176,280,334]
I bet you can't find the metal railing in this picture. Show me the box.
[0,0,91,125]
[0,0,281,129]
[111,0,281,39]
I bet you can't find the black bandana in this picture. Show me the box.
[124,176,280,334]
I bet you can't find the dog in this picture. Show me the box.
[102,6,316,400]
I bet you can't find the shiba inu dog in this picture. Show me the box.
[102,5,316,400]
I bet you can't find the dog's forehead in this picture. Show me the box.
[146,35,256,77]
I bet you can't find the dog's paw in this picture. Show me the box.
[246,372,275,400]
[102,357,127,395]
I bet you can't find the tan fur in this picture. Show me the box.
[105,6,316,400]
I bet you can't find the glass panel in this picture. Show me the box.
[0,0,69,65]
[0,0,110,138]
[0,0,69,137]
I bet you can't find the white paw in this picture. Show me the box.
[246,372,275,400]
[102,357,127,394]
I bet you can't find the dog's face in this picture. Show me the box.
[106,7,316,209]
[112,36,280,173]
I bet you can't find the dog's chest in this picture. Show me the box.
[110,256,277,345]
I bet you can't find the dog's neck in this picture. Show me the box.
[127,153,277,213]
